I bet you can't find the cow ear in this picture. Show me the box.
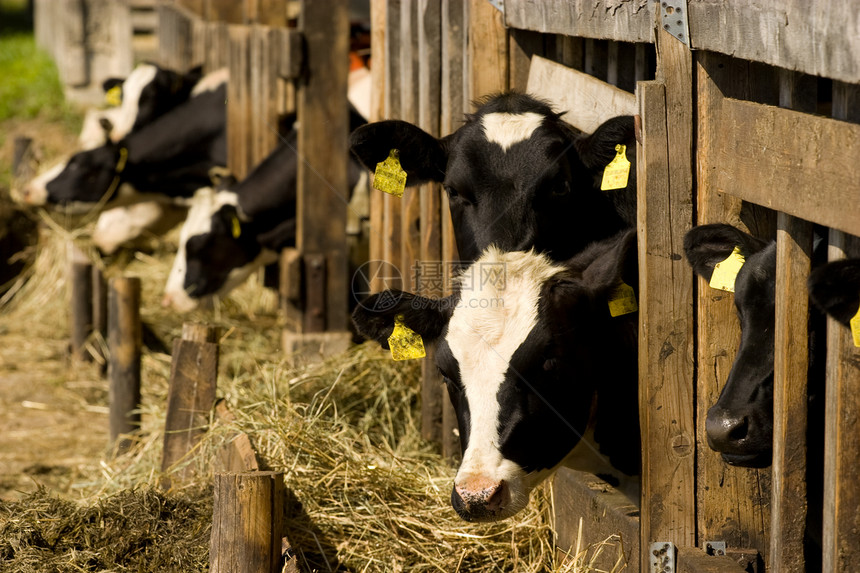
[102,77,123,92]
[684,224,770,281]
[349,120,448,186]
[808,258,860,327]
[580,228,639,297]
[352,290,453,350]
[185,65,204,85]
[574,115,636,172]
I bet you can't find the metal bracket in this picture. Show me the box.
[705,541,727,557]
[487,0,504,14]
[650,541,676,573]
[660,0,691,47]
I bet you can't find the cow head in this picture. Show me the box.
[808,258,860,327]
[349,93,635,262]
[20,143,130,211]
[162,185,279,311]
[103,63,204,141]
[684,224,776,467]
[353,230,640,521]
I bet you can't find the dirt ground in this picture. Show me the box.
[0,114,108,502]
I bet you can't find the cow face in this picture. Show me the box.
[808,258,860,327]
[21,144,126,210]
[349,93,634,262]
[104,63,203,142]
[353,230,639,521]
[685,224,776,467]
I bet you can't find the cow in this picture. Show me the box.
[352,229,640,522]
[684,223,827,468]
[349,92,636,263]
[18,68,228,212]
[162,107,368,311]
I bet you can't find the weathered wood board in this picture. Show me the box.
[526,55,636,134]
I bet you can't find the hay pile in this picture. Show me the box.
[1,221,623,572]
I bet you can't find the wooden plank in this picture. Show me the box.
[227,24,252,179]
[553,469,639,572]
[583,38,608,82]
[694,50,771,562]
[688,0,860,85]
[467,0,507,104]
[636,25,696,567]
[367,0,386,294]
[214,400,261,473]
[508,28,543,92]
[504,0,654,44]
[555,35,583,70]
[712,98,860,236]
[297,0,350,332]
[770,213,813,573]
[526,55,636,134]
[440,0,465,461]
[382,0,403,292]
[822,82,860,573]
[108,277,142,454]
[399,0,421,294]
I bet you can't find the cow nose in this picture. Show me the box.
[452,478,508,520]
[705,406,750,451]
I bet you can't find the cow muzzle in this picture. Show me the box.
[450,478,510,522]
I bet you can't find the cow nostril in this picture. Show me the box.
[706,409,751,449]
[726,416,749,442]
[485,480,508,512]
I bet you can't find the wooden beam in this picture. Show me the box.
[467,0,507,104]
[296,0,350,332]
[503,0,653,44]
[636,24,696,566]
[694,50,771,562]
[711,98,860,237]
[526,55,636,134]
[688,0,860,85]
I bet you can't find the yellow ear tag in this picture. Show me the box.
[608,281,638,317]
[600,144,631,191]
[709,246,746,292]
[373,149,408,197]
[231,215,241,239]
[388,315,426,361]
[105,85,122,107]
[850,303,860,348]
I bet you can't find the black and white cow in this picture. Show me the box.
[353,230,640,521]
[684,223,827,468]
[349,92,636,263]
[19,68,228,212]
[162,108,368,311]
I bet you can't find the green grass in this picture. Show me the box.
[0,0,79,124]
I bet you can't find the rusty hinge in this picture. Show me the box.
[660,0,691,47]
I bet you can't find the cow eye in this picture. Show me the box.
[444,185,473,205]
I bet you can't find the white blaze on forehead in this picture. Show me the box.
[109,64,158,142]
[480,112,545,151]
[447,247,563,485]
[190,68,229,96]
[163,187,237,310]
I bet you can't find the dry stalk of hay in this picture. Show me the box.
[3,223,622,573]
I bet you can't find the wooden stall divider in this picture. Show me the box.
[108,277,142,454]
[92,266,108,376]
[210,471,286,573]
[636,23,696,566]
[70,248,93,363]
[161,323,219,483]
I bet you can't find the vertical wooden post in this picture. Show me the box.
[467,0,507,105]
[161,322,219,481]
[439,0,466,461]
[92,266,108,375]
[367,0,387,294]
[108,277,142,454]
[636,23,695,566]
[282,0,352,361]
[695,51,772,560]
[70,248,93,362]
[210,471,285,573]
[822,82,860,573]
[768,69,818,573]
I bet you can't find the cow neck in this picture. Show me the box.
[100,146,130,205]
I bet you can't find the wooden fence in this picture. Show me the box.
[369,1,860,572]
